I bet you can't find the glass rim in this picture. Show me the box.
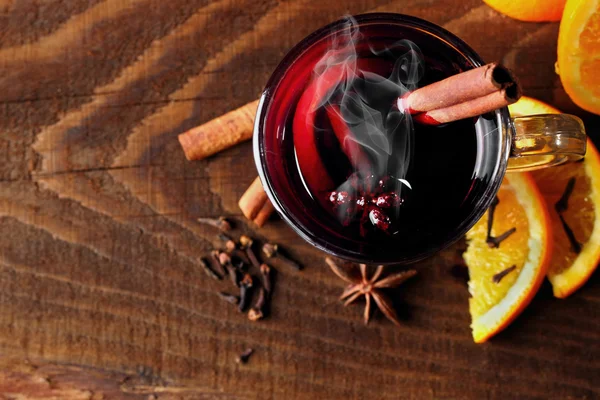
[253,12,511,264]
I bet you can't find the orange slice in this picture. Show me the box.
[484,0,566,22]
[508,96,561,115]
[557,0,600,114]
[464,173,551,343]
[510,97,600,298]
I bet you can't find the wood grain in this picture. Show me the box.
[1,1,599,399]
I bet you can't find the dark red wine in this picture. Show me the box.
[258,15,501,263]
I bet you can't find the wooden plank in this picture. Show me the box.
[0,0,599,399]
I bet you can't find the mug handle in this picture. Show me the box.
[507,114,587,171]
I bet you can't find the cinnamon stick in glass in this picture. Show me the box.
[398,62,517,114]
[178,99,259,161]
[413,84,521,125]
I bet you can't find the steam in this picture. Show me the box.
[309,16,424,226]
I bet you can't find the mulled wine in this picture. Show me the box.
[256,14,505,264]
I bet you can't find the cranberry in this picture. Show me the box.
[329,191,350,206]
[374,192,403,208]
[355,196,367,212]
[326,174,408,236]
[366,206,391,232]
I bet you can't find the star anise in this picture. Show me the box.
[325,257,417,326]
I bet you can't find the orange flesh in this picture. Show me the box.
[532,164,595,275]
[465,180,531,318]
[558,0,600,114]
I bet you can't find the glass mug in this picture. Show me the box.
[253,13,586,265]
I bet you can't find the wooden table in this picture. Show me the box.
[1,1,599,398]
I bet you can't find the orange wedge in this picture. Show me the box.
[464,173,551,343]
[510,97,600,298]
[557,0,600,114]
[484,0,566,22]
[532,141,600,297]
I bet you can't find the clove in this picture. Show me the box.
[559,214,582,254]
[492,265,517,284]
[555,177,576,213]
[218,251,232,268]
[485,196,500,244]
[236,348,254,364]
[219,251,240,287]
[217,291,240,305]
[262,243,302,270]
[219,233,237,253]
[260,263,272,295]
[239,234,253,249]
[225,263,241,287]
[197,216,232,231]
[199,258,221,281]
[238,274,254,312]
[555,178,581,254]
[240,235,261,268]
[484,196,516,249]
[209,250,226,276]
[248,287,266,321]
[220,233,251,264]
[487,227,516,248]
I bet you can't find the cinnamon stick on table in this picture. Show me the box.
[178,99,259,161]
[177,100,274,227]
[238,177,275,227]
